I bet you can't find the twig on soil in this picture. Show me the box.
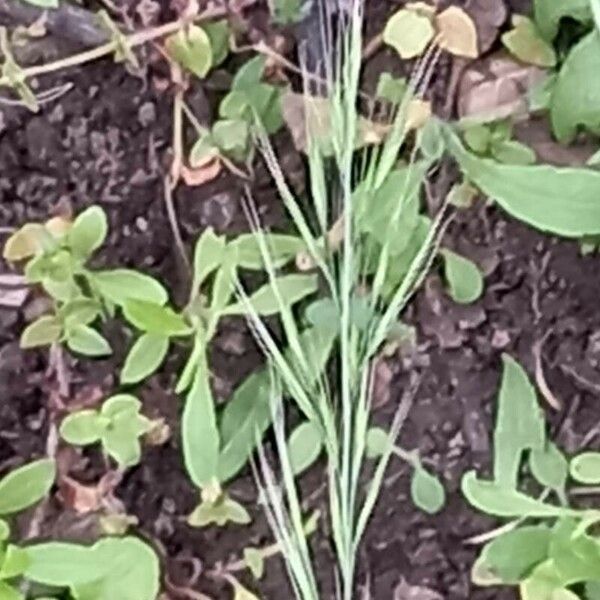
[533,332,562,411]
[0,0,258,89]
[0,82,73,107]
[362,33,382,61]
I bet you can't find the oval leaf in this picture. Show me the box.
[410,466,446,514]
[121,334,169,384]
[441,249,483,304]
[93,270,168,306]
[67,206,108,258]
[570,452,600,484]
[436,6,479,58]
[60,410,104,445]
[20,315,62,349]
[231,234,305,270]
[0,459,56,515]
[66,325,111,357]
[383,8,435,59]
[192,228,226,297]
[365,427,390,459]
[182,352,220,488]
[288,421,323,475]
[473,526,551,585]
[530,442,568,491]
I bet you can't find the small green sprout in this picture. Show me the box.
[60,395,154,468]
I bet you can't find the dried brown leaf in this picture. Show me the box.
[181,158,222,186]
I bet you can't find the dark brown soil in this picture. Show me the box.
[2,1,600,599]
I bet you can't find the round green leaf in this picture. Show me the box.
[410,466,446,514]
[530,442,568,490]
[212,119,250,161]
[365,427,390,459]
[68,206,108,258]
[121,334,169,385]
[165,25,212,78]
[20,316,62,349]
[570,452,600,484]
[288,421,323,476]
[0,545,30,580]
[60,299,101,328]
[60,411,104,445]
[189,134,219,168]
[0,459,56,515]
[66,325,111,357]
[441,249,484,304]
[383,9,435,59]
[102,431,142,468]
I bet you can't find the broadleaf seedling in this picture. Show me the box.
[3,205,168,358]
[464,355,600,599]
[60,395,154,468]
[366,427,446,514]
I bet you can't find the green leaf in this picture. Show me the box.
[24,537,160,600]
[464,124,492,154]
[232,56,266,90]
[0,459,55,515]
[375,72,408,105]
[60,410,104,445]
[123,300,191,336]
[203,20,229,67]
[586,582,600,600]
[551,32,600,143]
[232,581,259,600]
[530,442,568,491]
[493,355,546,489]
[501,15,556,67]
[67,206,108,258]
[383,8,435,59]
[230,233,305,270]
[533,0,591,40]
[208,252,238,327]
[60,298,101,328]
[410,466,446,514]
[191,227,226,298]
[461,472,578,518]
[101,394,141,418]
[187,495,251,527]
[189,134,219,167]
[491,140,537,165]
[0,520,10,542]
[549,519,600,585]
[224,274,318,317]
[20,315,62,349]
[0,546,29,580]
[102,427,143,467]
[570,452,600,484]
[243,548,265,579]
[0,582,23,600]
[365,427,391,459]
[305,298,340,333]
[444,126,600,237]
[182,351,220,488]
[165,25,212,78]
[66,325,111,357]
[288,421,323,475]
[271,0,303,24]
[212,119,250,161]
[218,327,335,483]
[93,269,168,306]
[441,249,483,304]
[472,526,551,585]
[121,334,169,384]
